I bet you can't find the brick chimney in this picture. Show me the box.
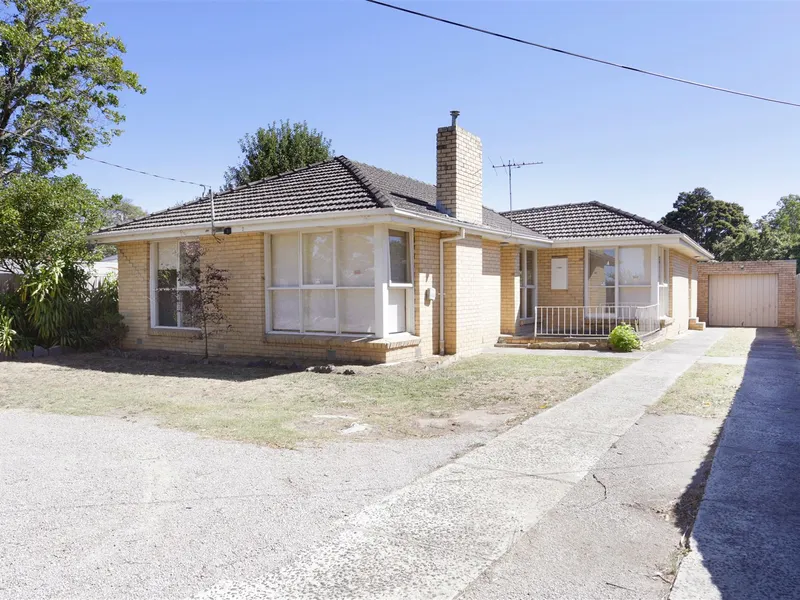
[436,110,483,224]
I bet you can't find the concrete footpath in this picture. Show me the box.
[195,330,725,600]
[671,329,800,600]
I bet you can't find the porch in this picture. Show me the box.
[512,245,673,340]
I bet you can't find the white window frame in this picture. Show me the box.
[264,225,415,337]
[149,240,201,330]
[387,227,415,335]
[520,248,537,321]
[657,247,671,317]
[584,246,654,315]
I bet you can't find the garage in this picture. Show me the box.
[708,273,778,327]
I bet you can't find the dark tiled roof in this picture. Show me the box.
[99,156,545,239]
[350,161,538,235]
[503,201,679,239]
[100,158,381,233]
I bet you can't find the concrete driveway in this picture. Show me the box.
[0,412,488,600]
[671,328,800,600]
[195,329,726,599]
[6,327,780,600]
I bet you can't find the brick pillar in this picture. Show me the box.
[414,229,440,356]
[501,245,520,334]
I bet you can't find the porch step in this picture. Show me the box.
[688,318,706,331]
[495,338,609,351]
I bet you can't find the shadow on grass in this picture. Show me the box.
[16,351,304,382]
[673,327,800,598]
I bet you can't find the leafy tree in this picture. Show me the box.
[765,194,800,242]
[0,172,107,272]
[715,222,787,262]
[95,194,146,257]
[102,194,147,227]
[660,188,751,254]
[223,120,333,190]
[0,0,145,178]
[763,194,800,271]
[182,243,231,360]
[704,194,799,270]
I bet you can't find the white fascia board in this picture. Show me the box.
[90,209,398,243]
[551,234,713,260]
[552,234,678,248]
[390,209,552,246]
[91,206,553,247]
[678,235,714,260]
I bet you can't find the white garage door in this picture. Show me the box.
[709,274,778,327]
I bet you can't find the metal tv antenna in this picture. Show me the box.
[491,158,543,234]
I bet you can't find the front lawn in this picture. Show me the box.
[705,328,756,357]
[649,364,744,419]
[0,353,628,447]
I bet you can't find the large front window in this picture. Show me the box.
[268,227,378,334]
[586,246,653,310]
[154,240,200,328]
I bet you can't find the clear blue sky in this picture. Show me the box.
[69,0,800,223]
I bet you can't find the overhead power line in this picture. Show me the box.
[0,128,209,189]
[365,0,800,109]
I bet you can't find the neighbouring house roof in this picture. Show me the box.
[96,156,544,240]
[502,201,680,239]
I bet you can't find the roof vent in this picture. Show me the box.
[450,110,460,126]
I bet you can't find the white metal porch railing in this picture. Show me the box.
[534,304,661,338]
[658,283,670,317]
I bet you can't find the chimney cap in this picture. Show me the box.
[450,110,460,126]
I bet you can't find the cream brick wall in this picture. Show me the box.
[414,229,440,356]
[697,260,797,327]
[500,245,521,334]
[118,233,267,357]
[481,240,502,344]
[436,125,482,225]
[117,228,519,363]
[116,234,419,364]
[443,234,483,355]
[537,248,585,306]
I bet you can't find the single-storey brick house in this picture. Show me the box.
[93,113,713,363]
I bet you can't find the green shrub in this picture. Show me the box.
[0,307,16,355]
[608,323,641,352]
[0,262,127,354]
[83,276,128,350]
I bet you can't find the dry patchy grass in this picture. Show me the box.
[0,353,628,447]
[642,337,676,352]
[705,328,756,357]
[649,364,744,419]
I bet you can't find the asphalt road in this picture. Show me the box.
[0,411,489,600]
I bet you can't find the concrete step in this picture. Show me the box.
[495,340,609,351]
[688,317,706,331]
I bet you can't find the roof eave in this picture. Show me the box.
[550,233,714,259]
[90,206,553,247]
[90,208,398,243]
[390,208,551,245]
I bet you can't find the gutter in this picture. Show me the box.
[439,228,466,355]
[550,233,713,260]
[90,206,552,247]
